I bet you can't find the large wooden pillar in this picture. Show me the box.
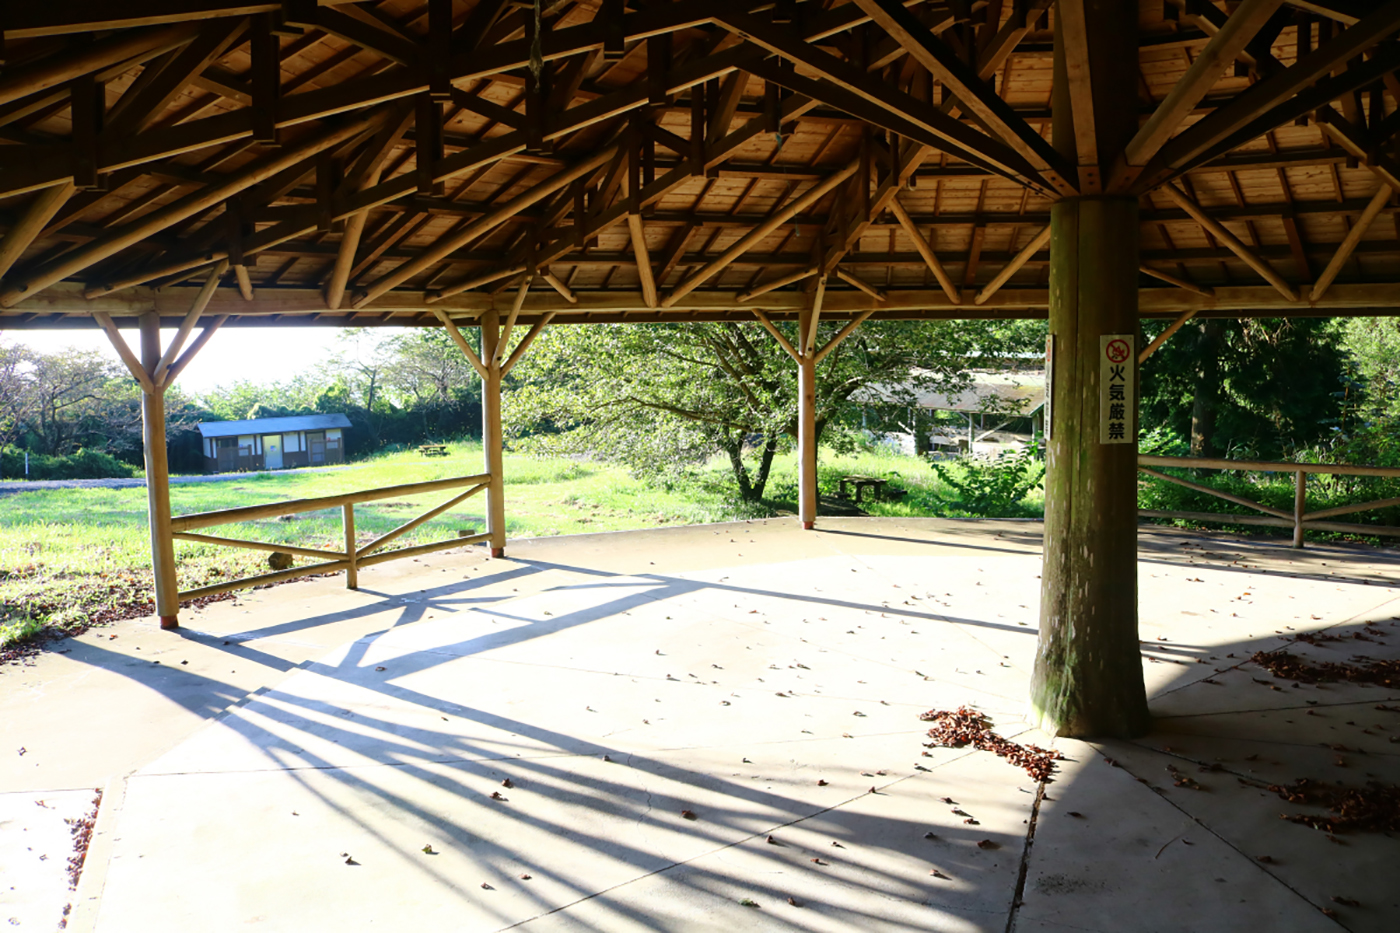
[480,308,506,558]
[139,313,180,629]
[1030,0,1149,737]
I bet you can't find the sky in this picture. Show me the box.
[4,326,346,395]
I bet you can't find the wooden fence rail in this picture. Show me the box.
[1137,455,1400,548]
[172,473,491,601]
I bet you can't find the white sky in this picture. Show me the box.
[4,326,345,395]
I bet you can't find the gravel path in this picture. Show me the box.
[0,464,352,495]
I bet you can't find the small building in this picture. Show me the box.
[197,414,351,473]
[860,370,1046,458]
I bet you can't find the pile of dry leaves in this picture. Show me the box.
[1266,778,1400,834]
[920,706,1062,781]
[1249,650,1399,688]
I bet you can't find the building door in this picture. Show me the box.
[216,438,238,472]
[264,435,283,470]
[307,431,326,464]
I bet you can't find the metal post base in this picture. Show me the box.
[491,547,505,558]
[159,615,179,630]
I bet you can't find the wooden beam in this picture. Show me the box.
[655,221,697,284]
[803,274,827,356]
[163,314,229,386]
[498,274,532,361]
[325,107,414,309]
[1138,265,1216,298]
[664,158,860,307]
[432,308,489,379]
[1136,4,1400,192]
[743,54,1037,190]
[974,226,1051,305]
[0,181,75,284]
[1056,0,1100,191]
[1138,308,1199,363]
[1112,0,1286,191]
[233,263,255,301]
[368,145,619,307]
[1310,184,1391,301]
[501,312,556,375]
[1283,1,1363,25]
[94,311,157,395]
[627,213,657,308]
[105,20,247,134]
[889,195,959,304]
[737,266,818,302]
[1162,183,1297,301]
[540,270,577,304]
[153,259,226,385]
[834,267,886,302]
[0,23,199,109]
[850,0,1076,196]
[813,309,875,364]
[0,109,389,308]
[1316,107,1400,191]
[752,310,801,361]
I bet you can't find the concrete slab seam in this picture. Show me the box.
[64,772,127,933]
[497,769,930,931]
[1094,742,1335,918]
[1004,776,1048,933]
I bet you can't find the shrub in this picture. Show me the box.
[0,446,137,480]
[932,451,1045,517]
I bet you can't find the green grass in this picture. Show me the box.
[0,442,1045,655]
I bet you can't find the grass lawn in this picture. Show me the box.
[0,441,1037,657]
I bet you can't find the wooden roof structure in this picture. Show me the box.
[1,0,1399,332]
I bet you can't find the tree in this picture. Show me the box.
[506,319,1041,501]
[382,329,480,407]
[0,341,35,449]
[1140,318,1348,459]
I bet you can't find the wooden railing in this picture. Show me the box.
[1138,455,1400,548]
[171,473,491,600]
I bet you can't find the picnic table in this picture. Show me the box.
[838,474,890,504]
[418,444,449,457]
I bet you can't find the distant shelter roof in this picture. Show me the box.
[197,414,352,439]
[863,371,1045,415]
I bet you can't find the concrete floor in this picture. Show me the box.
[2,517,1399,932]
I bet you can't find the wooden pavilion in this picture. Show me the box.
[1,0,1397,738]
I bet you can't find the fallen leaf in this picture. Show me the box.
[681,809,697,820]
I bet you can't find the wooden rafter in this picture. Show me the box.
[1163,183,1297,301]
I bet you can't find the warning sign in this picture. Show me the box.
[1099,334,1135,445]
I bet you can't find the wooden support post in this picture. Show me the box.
[1292,469,1307,549]
[1032,194,1150,739]
[343,503,359,588]
[481,309,506,558]
[139,312,180,629]
[797,314,818,531]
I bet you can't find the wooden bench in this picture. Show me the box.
[838,474,890,504]
[418,444,449,457]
